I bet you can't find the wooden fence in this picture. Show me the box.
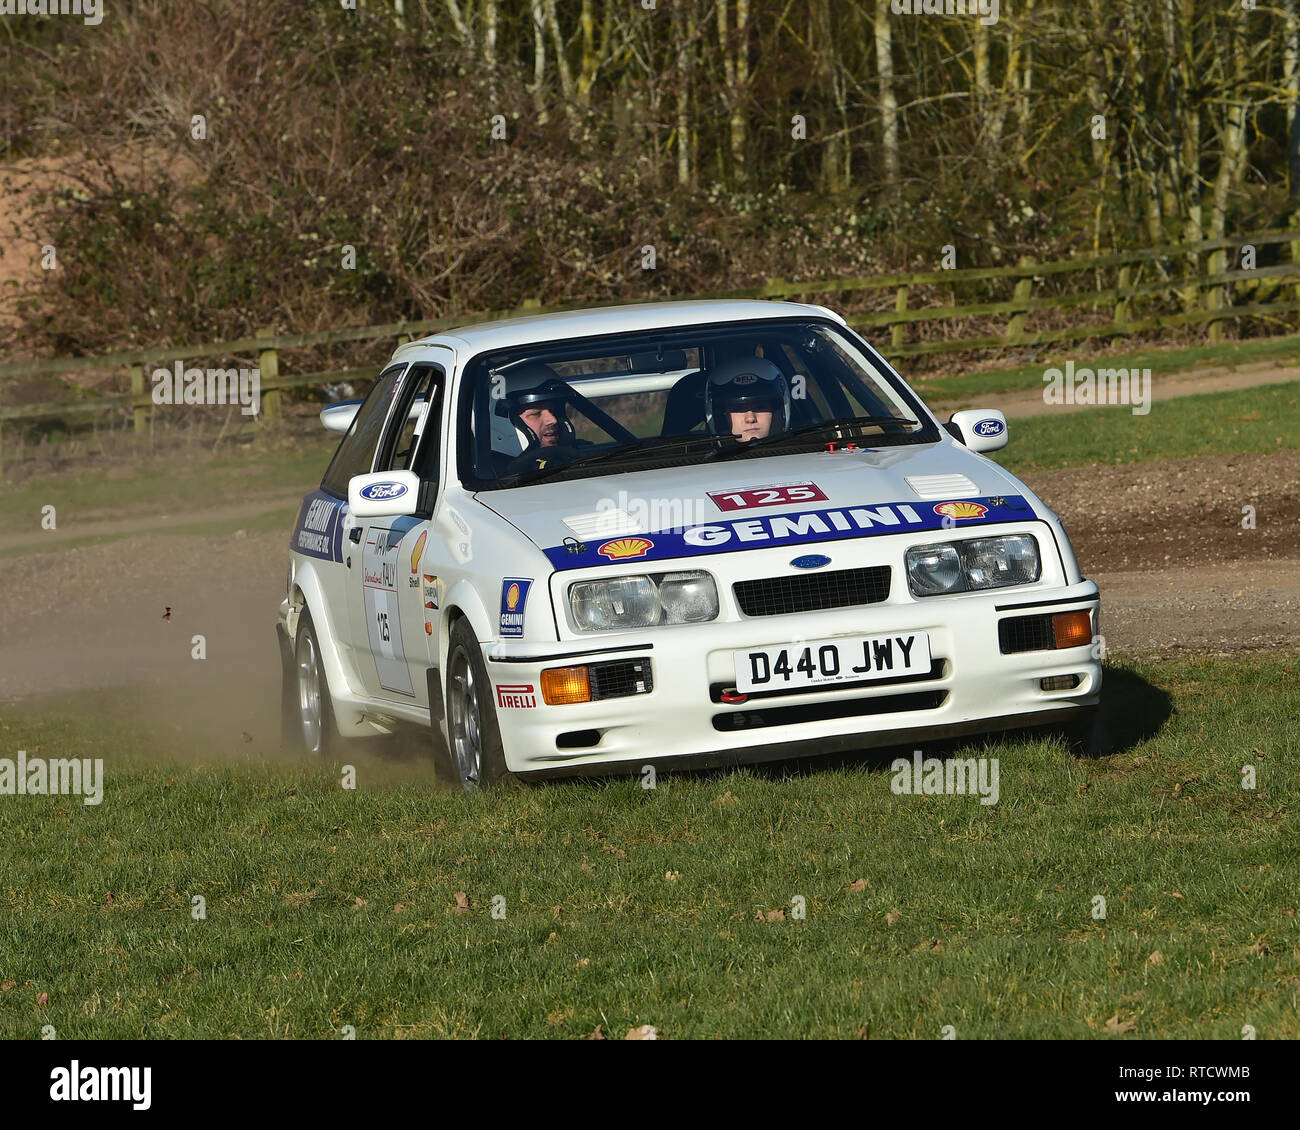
[1,227,1297,465]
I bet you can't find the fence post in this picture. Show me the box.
[1114,265,1131,330]
[1006,257,1034,345]
[257,330,280,420]
[1206,247,1227,343]
[1292,215,1300,311]
[130,363,147,436]
[892,285,908,351]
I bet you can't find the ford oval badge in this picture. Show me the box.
[791,554,831,570]
[359,481,407,501]
[973,418,1005,437]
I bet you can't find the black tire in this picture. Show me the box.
[439,618,510,789]
[285,609,337,757]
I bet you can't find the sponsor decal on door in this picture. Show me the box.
[362,526,415,695]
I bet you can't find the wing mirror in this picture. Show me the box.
[947,409,1008,453]
[321,399,363,433]
[348,470,421,518]
[324,396,432,434]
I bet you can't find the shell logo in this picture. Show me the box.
[933,501,988,520]
[597,537,654,560]
[410,529,427,572]
[506,582,522,610]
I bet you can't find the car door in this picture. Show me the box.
[348,359,449,704]
[317,362,406,677]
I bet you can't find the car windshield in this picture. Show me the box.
[460,318,936,489]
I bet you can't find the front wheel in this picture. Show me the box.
[440,618,509,789]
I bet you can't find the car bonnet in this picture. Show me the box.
[474,443,1040,572]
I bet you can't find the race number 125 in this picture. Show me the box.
[708,481,828,512]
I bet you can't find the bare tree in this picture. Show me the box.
[874,0,899,187]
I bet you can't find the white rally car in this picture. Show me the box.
[277,300,1101,787]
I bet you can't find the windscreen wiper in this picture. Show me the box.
[708,416,919,460]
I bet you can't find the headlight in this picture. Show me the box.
[962,535,1040,589]
[569,571,718,632]
[906,535,1040,597]
[904,544,963,595]
[656,571,719,622]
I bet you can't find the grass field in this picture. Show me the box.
[993,381,1299,474]
[2,652,1296,1040]
[0,437,335,530]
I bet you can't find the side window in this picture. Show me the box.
[375,364,444,479]
[320,364,406,497]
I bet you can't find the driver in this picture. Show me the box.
[704,356,791,442]
[501,364,582,474]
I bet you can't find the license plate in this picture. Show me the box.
[733,632,932,693]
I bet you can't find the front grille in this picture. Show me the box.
[733,566,891,617]
[589,657,653,700]
[999,613,1055,654]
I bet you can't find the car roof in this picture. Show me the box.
[390,299,846,365]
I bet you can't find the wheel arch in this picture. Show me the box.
[285,558,369,731]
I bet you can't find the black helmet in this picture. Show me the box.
[704,356,791,437]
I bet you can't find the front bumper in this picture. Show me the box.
[484,581,1101,774]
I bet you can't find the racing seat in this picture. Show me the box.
[660,370,708,436]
